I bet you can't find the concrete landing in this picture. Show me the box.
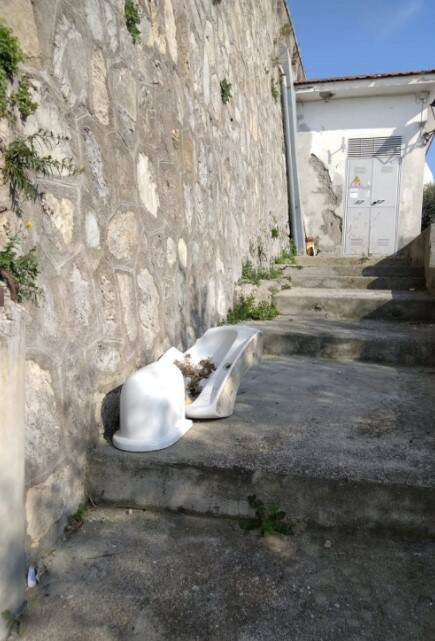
[249,317,435,366]
[276,287,435,321]
[89,356,435,535]
[26,508,435,641]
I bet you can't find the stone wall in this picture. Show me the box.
[404,223,435,294]
[0,0,302,554]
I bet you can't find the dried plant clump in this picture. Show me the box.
[175,355,216,402]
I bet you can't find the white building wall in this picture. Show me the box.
[296,92,432,254]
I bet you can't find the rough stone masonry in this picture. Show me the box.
[0,0,303,554]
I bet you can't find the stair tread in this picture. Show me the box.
[28,507,435,641]
[277,287,434,301]
[250,316,435,342]
[92,355,435,489]
[288,274,426,290]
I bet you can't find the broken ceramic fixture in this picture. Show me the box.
[113,325,262,452]
[113,348,193,452]
[173,325,263,420]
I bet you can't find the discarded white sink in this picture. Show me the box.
[113,326,262,452]
[113,348,193,453]
[179,325,263,419]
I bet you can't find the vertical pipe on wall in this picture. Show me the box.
[279,51,306,255]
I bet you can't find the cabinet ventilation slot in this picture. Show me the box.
[348,136,402,158]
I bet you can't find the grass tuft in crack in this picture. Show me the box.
[240,495,293,537]
[240,260,281,285]
[226,295,278,323]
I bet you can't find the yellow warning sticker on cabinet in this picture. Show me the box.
[351,176,362,187]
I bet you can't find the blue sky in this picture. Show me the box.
[290,0,435,173]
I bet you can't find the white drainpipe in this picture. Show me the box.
[279,52,306,255]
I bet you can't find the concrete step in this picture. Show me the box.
[288,273,426,291]
[248,317,435,366]
[284,264,425,278]
[27,507,435,641]
[88,355,435,536]
[275,287,435,321]
[294,256,410,267]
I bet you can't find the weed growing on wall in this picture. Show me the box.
[274,240,297,265]
[226,295,279,323]
[1,130,79,215]
[11,76,37,121]
[0,23,81,304]
[0,231,41,303]
[240,259,281,285]
[271,226,279,238]
[281,24,292,38]
[0,21,24,117]
[220,78,232,104]
[125,0,141,44]
[240,495,293,536]
[271,78,280,102]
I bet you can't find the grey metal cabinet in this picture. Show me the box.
[343,137,401,256]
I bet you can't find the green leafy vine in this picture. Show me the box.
[0,22,80,304]
[1,130,80,216]
[0,231,41,303]
[0,21,24,117]
[11,76,38,121]
[125,0,141,44]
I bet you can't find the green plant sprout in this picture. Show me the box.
[274,240,297,265]
[2,609,24,637]
[220,78,232,104]
[240,495,293,536]
[0,232,41,303]
[226,295,278,323]
[1,129,80,216]
[240,260,281,285]
[125,0,141,44]
[65,502,90,533]
[0,21,24,117]
[11,76,37,121]
[271,78,280,102]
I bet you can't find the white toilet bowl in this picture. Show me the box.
[113,348,193,452]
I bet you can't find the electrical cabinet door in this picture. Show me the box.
[368,157,400,255]
[344,158,372,255]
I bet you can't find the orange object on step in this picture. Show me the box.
[306,237,315,256]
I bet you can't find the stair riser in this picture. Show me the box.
[262,333,435,366]
[88,457,435,537]
[289,276,425,291]
[285,266,424,278]
[276,296,435,322]
[294,256,412,267]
